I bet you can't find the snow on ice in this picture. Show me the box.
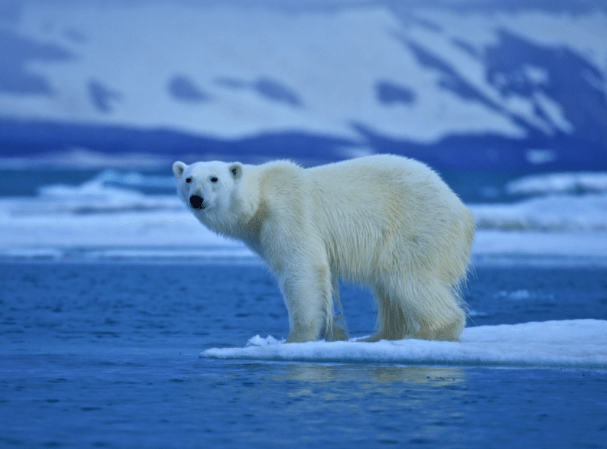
[203,319,607,369]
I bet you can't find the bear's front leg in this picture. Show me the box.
[279,264,332,343]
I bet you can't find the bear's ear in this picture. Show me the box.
[173,161,187,179]
[228,162,243,180]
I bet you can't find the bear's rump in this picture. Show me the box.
[318,198,471,288]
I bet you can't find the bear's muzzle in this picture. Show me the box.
[189,195,204,210]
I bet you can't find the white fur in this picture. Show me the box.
[173,155,475,343]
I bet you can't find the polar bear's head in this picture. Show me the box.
[173,160,245,233]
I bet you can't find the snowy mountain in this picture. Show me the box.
[1,0,606,170]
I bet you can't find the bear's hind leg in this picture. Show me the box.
[360,286,416,342]
[394,275,465,342]
[362,275,465,342]
[411,279,466,342]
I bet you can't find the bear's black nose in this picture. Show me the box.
[189,195,204,209]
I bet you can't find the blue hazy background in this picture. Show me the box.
[0,0,606,172]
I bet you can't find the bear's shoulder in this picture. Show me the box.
[256,160,305,194]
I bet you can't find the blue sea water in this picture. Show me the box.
[1,262,606,448]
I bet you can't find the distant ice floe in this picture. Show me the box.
[35,187,179,215]
[202,319,607,369]
[524,149,556,165]
[506,172,607,196]
[64,168,176,190]
[0,170,254,261]
[0,148,175,170]
[470,193,607,232]
[9,169,180,215]
[469,172,607,251]
[1,169,607,263]
[493,289,554,301]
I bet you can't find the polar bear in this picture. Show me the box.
[173,155,474,343]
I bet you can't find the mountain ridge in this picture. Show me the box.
[0,0,605,170]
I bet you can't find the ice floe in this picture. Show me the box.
[203,320,607,369]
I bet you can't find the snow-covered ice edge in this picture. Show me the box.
[1,171,607,264]
[202,320,607,369]
[2,232,606,266]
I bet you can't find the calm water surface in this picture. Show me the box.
[1,262,606,448]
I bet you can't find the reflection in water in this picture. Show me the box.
[230,363,470,444]
[272,363,466,387]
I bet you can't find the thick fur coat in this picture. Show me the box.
[173,155,475,343]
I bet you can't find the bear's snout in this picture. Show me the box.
[189,195,204,209]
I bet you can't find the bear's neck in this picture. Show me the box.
[231,196,268,249]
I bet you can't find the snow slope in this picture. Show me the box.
[1,0,606,169]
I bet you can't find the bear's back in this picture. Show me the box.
[307,154,464,220]
[306,155,473,282]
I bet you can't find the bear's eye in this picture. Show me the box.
[185,177,192,184]
[211,177,218,183]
